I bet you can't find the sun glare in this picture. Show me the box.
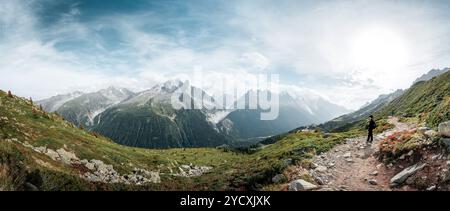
[351,27,409,71]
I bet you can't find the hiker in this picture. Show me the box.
[366,115,377,143]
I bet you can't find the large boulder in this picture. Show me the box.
[390,163,427,185]
[45,149,60,161]
[438,121,450,137]
[56,148,79,165]
[288,179,317,191]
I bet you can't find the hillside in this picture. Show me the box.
[92,104,231,148]
[318,89,404,132]
[316,69,449,133]
[376,71,450,128]
[413,68,449,84]
[263,71,450,191]
[41,87,135,128]
[0,89,348,190]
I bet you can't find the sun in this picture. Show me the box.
[351,27,409,71]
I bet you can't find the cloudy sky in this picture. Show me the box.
[1,0,449,109]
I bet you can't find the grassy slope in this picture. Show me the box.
[376,71,450,128]
[0,90,348,191]
[331,71,450,132]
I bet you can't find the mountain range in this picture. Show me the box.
[217,90,349,139]
[37,81,349,148]
[318,89,404,132]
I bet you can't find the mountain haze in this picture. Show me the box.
[38,80,351,148]
[50,87,135,127]
[37,91,84,112]
[218,91,349,138]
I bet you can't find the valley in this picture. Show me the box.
[0,69,449,191]
[37,81,348,149]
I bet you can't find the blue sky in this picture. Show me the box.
[1,0,450,109]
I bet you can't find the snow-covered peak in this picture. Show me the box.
[37,91,85,112]
[97,86,134,105]
[121,80,186,106]
[150,79,185,93]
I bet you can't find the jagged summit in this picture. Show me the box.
[150,79,185,93]
[413,68,450,85]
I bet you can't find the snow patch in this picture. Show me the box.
[207,110,233,124]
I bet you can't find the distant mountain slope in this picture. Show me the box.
[376,70,450,127]
[41,87,134,127]
[37,91,84,112]
[413,67,449,84]
[261,68,449,153]
[39,80,348,148]
[318,68,450,132]
[218,91,348,138]
[92,81,231,148]
[318,89,404,132]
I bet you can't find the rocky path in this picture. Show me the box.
[309,117,415,191]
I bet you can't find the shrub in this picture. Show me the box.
[374,119,394,133]
[37,169,96,191]
[0,147,27,190]
[31,108,40,119]
[378,130,416,161]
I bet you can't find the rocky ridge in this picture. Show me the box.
[7,138,162,184]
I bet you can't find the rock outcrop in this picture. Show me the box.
[288,179,317,191]
[438,121,450,137]
[390,163,427,185]
[174,164,212,177]
[13,139,160,185]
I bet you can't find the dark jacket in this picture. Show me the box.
[368,119,376,131]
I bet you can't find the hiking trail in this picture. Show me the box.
[308,116,416,191]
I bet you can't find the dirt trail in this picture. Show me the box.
[309,116,416,191]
